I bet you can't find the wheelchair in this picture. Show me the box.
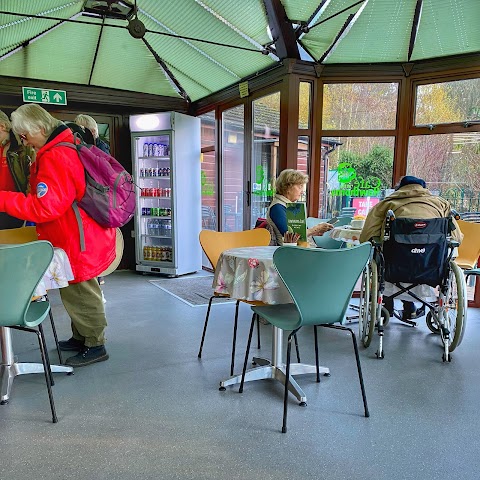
[358,210,467,362]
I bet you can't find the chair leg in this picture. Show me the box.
[239,314,256,393]
[255,313,261,349]
[282,330,299,434]
[36,328,57,423]
[293,333,301,363]
[313,326,320,382]
[198,295,215,358]
[319,324,370,418]
[47,298,63,364]
[231,301,240,376]
[350,329,370,418]
[38,323,54,387]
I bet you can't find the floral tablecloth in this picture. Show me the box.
[34,247,74,296]
[213,246,292,305]
[330,226,363,246]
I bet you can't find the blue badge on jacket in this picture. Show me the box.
[36,182,48,198]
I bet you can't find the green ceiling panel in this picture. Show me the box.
[300,0,363,60]
[89,19,181,98]
[0,20,99,83]
[163,62,213,102]
[139,9,274,95]
[412,0,480,61]
[0,1,82,57]
[283,0,327,23]
[323,0,416,63]
[198,0,272,46]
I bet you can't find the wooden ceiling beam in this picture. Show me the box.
[262,0,300,60]
[408,0,424,61]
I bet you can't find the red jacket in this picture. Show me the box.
[0,125,115,283]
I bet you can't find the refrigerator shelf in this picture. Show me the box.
[139,176,171,180]
[142,260,173,264]
[138,156,170,160]
[141,216,171,219]
[140,195,171,199]
[141,234,172,239]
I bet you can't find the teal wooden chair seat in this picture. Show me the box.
[0,241,58,423]
[239,243,372,433]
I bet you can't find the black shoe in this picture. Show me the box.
[58,337,84,351]
[412,305,426,318]
[65,346,109,367]
[401,301,416,320]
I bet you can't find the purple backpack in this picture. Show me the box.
[58,141,135,249]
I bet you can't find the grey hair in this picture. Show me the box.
[75,114,98,138]
[275,169,309,196]
[11,104,61,137]
[0,110,11,131]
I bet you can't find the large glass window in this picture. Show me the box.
[299,81,312,129]
[320,136,395,218]
[200,111,217,231]
[415,78,480,126]
[251,92,280,226]
[323,83,399,130]
[407,132,480,213]
[222,105,245,232]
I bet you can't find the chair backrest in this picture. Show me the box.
[307,217,327,228]
[201,205,217,230]
[0,226,37,244]
[0,241,54,327]
[199,229,271,269]
[273,243,371,328]
[312,233,343,249]
[340,207,357,217]
[455,219,480,269]
[312,217,352,249]
[384,217,449,287]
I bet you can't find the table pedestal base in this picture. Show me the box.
[220,357,330,403]
[0,362,73,404]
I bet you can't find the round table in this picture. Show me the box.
[213,246,292,305]
[213,245,329,403]
[330,226,363,246]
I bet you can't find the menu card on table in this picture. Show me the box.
[286,202,307,241]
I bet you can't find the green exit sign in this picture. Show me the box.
[22,87,67,105]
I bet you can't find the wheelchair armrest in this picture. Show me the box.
[448,239,460,248]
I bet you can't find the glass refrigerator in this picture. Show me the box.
[130,112,202,276]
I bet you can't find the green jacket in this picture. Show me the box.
[6,133,33,194]
[359,184,463,244]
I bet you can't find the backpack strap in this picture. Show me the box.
[72,202,86,252]
[56,141,87,252]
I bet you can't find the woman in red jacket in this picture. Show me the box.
[0,104,116,367]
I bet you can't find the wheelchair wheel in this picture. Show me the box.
[425,311,440,334]
[440,261,467,353]
[359,260,377,348]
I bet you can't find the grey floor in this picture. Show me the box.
[1,270,480,480]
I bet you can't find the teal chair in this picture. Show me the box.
[312,216,352,249]
[0,241,57,423]
[239,243,371,433]
[306,217,327,229]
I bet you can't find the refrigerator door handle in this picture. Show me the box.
[246,180,251,207]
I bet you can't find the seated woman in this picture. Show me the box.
[267,169,333,246]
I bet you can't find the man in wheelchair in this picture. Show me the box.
[360,176,463,321]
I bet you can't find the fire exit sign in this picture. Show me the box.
[22,87,67,105]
